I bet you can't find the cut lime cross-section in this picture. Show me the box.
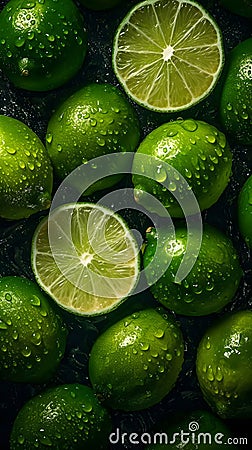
[113,0,224,112]
[31,203,140,316]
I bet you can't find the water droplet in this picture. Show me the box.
[1,39,6,45]
[206,135,216,144]
[227,103,232,111]
[28,162,34,171]
[205,339,211,350]
[19,160,26,169]
[30,295,41,306]
[167,129,178,137]
[154,329,165,339]
[155,165,167,183]
[97,138,105,147]
[168,181,176,192]
[13,330,19,340]
[7,50,12,58]
[140,342,149,351]
[181,119,198,132]
[132,348,138,355]
[216,367,223,382]
[83,404,93,413]
[158,364,165,373]
[90,118,97,127]
[18,435,25,445]
[31,332,41,346]
[46,133,53,144]
[57,144,62,152]
[47,35,55,42]
[5,293,12,301]
[0,321,8,330]
[207,367,215,381]
[22,346,31,357]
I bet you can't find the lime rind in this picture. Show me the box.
[31,203,140,317]
[112,0,224,112]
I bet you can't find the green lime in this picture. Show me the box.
[143,224,242,316]
[79,0,123,10]
[238,174,252,249]
[31,202,140,316]
[196,310,252,419]
[10,383,112,449]
[132,119,232,217]
[112,0,224,112]
[219,38,252,146]
[0,115,53,220]
[0,0,87,91]
[219,0,252,18]
[46,83,140,194]
[146,410,236,449]
[0,276,67,383]
[89,308,184,411]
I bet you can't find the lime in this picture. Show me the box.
[143,224,242,316]
[196,310,252,419]
[112,0,224,112]
[0,115,53,220]
[79,0,123,10]
[31,202,140,316]
[10,383,112,449]
[89,308,184,411]
[238,174,252,249]
[219,0,252,18]
[0,276,67,383]
[46,83,140,194]
[146,409,236,449]
[219,38,252,146]
[132,119,232,217]
[0,0,87,91]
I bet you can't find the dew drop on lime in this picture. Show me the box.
[181,119,198,132]
[22,346,31,357]
[0,321,8,330]
[5,293,12,301]
[18,435,25,445]
[46,133,53,144]
[206,135,216,144]
[30,295,41,306]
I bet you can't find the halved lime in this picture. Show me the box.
[31,203,140,316]
[113,0,224,112]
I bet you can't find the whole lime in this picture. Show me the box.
[219,38,252,146]
[10,384,112,449]
[46,83,140,193]
[132,119,232,217]
[79,0,122,10]
[0,276,67,383]
[196,310,252,419]
[143,224,242,316]
[238,174,252,249]
[89,308,184,411]
[0,0,87,91]
[146,409,237,449]
[0,115,53,220]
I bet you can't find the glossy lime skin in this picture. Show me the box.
[132,119,232,217]
[0,115,53,220]
[46,83,140,193]
[196,310,252,419]
[238,174,252,249]
[0,276,67,383]
[146,409,236,449]
[219,38,252,146]
[89,308,184,411]
[0,0,87,91]
[10,384,112,449]
[220,0,252,18]
[79,0,122,10]
[143,224,242,316]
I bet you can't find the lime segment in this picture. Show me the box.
[113,0,224,112]
[31,203,140,316]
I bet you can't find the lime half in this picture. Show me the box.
[113,0,224,112]
[31,203,140,316]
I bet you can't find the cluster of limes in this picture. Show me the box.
[0,0,251,448]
